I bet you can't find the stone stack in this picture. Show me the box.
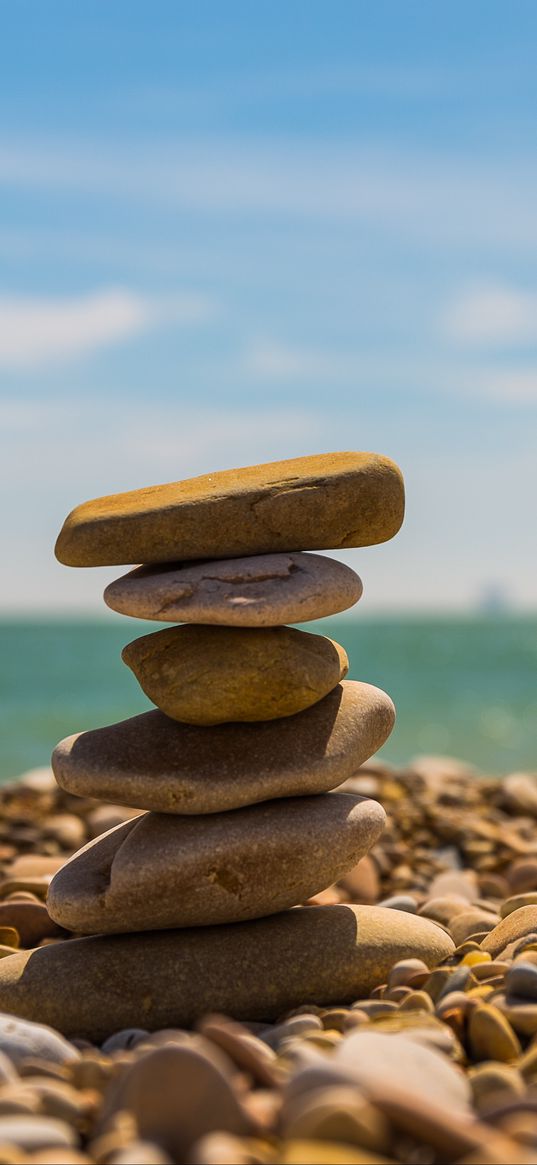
[0,453,454,1040]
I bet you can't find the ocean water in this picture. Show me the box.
[0,614,535,782]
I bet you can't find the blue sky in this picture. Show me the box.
[1,1,536,612]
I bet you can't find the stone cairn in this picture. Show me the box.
[0,453,453,1040]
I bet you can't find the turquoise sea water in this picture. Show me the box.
[0,615,535,781]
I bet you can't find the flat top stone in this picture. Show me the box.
[0,905,453,1040]
[55,451,405,566]
[52,680,395,815]
[104,551,363,626]
[46,793,386,933]
[122,625,348,725]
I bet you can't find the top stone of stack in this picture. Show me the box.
[55,451,404,567]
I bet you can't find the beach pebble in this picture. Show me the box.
[469,1062,526,1110]
[101,1029,149,1054]
[0,1015,78,1068]
[0,1115,76,1151]
[507,858,537,895]
[335,1029,471,1112]
[104,552,363,626]
[428,870,479,902]
[52,682,395,815]
[0,881,50,904]
[0,1052,17,1087]
[0,906,454,1041]
[387,958,429,989]
[418,895,471,925]
[6,858,64,880]
[98,1044,251,1160]
[279,1140,380,1164]
[55,451,405,567]
[197,1016,277,1086]
[122,625,348,725]
[450,908,500,946]
[467,1004,521,1062]
[495,995,537,1038]
[506,961,537,1000]
[501,893,537,918]
[107,1143,172,1165]
[260,1015,323,1051]
[503,773,537,816]
[41,815,85,851]
[47,794,386,932]
[482,906,537,957]
[0,904,63,949]
[0,932,19,951]
[340,856,379,904]
[378,894,417,913]
[86,805,141,839]
[280,1085,388,1152]
[188,1132,264,1164]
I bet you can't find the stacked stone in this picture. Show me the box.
[0,453,454,1040]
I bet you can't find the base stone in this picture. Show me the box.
[0,905,454,1041]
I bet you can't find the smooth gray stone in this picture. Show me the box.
[104,551,363,626]
[0,1013,79,1068]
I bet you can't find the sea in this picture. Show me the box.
[0,614,535,783]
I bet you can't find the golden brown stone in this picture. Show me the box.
[122,625,348,725]
[54,452,405,567]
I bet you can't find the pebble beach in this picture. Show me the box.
[0,451,535,1164]
[0,757,536,1162]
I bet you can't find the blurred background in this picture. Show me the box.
[0,0,535,778]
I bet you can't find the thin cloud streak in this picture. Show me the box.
[243,337,537,404]
[0,288,215,369]
[443,282,537,347]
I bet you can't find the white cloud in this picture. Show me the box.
[242,335,537,406]
[443,283,537,347]
[243,339,348,382]
[0,288,214,370]
[454,366,537,403]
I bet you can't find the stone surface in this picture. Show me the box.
[503,773,537,816]
[47,794,386,933]
[0,906,454,1041]
[0,902,64,948]
[506,960,537,1000]
[55,451,405,567]
[52,681,395,815]
[104,552,363,626]
[0,1014,79,1068]
[482,906,537,958]
[0,1114,77,1151]
[467,1004,521,1062]
[98,1044,251,1160]
[335,1029,471,1113]
[122,625,348,725]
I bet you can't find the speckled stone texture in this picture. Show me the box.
[121,624,348,725]
[46,794,386,933]
[54,451,405,566]
[51,681,396,815]
[0,905,454,1040]
[104,551,363,626]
